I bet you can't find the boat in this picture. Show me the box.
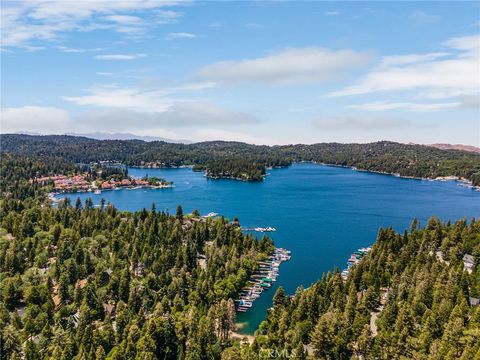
[341,247,371,281]
[253,226,277,232]
[203,212,218,218]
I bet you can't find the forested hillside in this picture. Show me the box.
[0,156,274,359]
[224,218,480,359]
[2,134,480,185]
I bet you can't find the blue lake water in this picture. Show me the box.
[58,163,480,334]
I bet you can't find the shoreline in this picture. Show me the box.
[313,162,480,191]
[130,164,194,169]
[61,161,479,190]
[205,174,264,182]
[48,184,174,200]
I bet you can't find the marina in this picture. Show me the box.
[234,248,291,313]
[241,226,277,232]
[341,247,371,281]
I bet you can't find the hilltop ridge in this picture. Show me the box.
[2,133,480,185]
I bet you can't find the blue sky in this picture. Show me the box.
[2,0,479,145]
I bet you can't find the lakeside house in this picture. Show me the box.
[31,173,171,193]
[103,303,116,317]
[76,278,88,289]
[101,181,114,189]
[31,174,90,191]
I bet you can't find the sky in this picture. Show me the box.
[1,0,479,145]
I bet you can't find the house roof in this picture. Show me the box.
[103,303,116,314]
[52,295,61,307]
[76,278,88,289]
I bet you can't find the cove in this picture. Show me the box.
[57,163,480,334]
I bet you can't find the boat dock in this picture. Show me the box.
[241,226,276,232]
[234,247,291,312]
[202,212,219,218]
[341,247,371,281]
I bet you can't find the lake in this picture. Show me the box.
[57,163,480,334]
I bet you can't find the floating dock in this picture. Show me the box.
[341,247,371,281]
[234,247,291,312]
[241,226,276,232]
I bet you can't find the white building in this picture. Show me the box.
[463,254,475,274]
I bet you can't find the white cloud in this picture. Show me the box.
[77,103,259,129]
[94,53,147,60]
[0,102,264,144]
[328,35,479,98]
[101,14,147,34]
[325,11,340,16]
[379,52,450,67]
[62,84,260,128]
[349,101,460,112]
[155,10,183,24]
[197,47,371,86]
[209,22,223,28]
[103,15,144,26]
[458,95,480,109]
[2,101,261,137]
[160,102,259,126]
[443,35,480,54]
[166,32,197,40]
[56,46,103,53]
[313,116,428,131]
[1,106,72,133]
[167,81,218,92]
[244,23,266,29]
[63,85,172,112]
[1,0,186,48]
[409,10,440,24]
[63,82,218,113]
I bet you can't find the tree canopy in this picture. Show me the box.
[3,134,480,185]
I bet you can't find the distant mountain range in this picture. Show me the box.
[65,132,192,143]
[14,131,191,144]
[429,143,480,153]
[10,132,479,152]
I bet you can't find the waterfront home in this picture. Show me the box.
[135,179,150,186]
[101,181,114,189]
[121,179,132,186]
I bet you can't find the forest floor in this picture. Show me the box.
[230,331,255,345]
[370,288,389,337]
